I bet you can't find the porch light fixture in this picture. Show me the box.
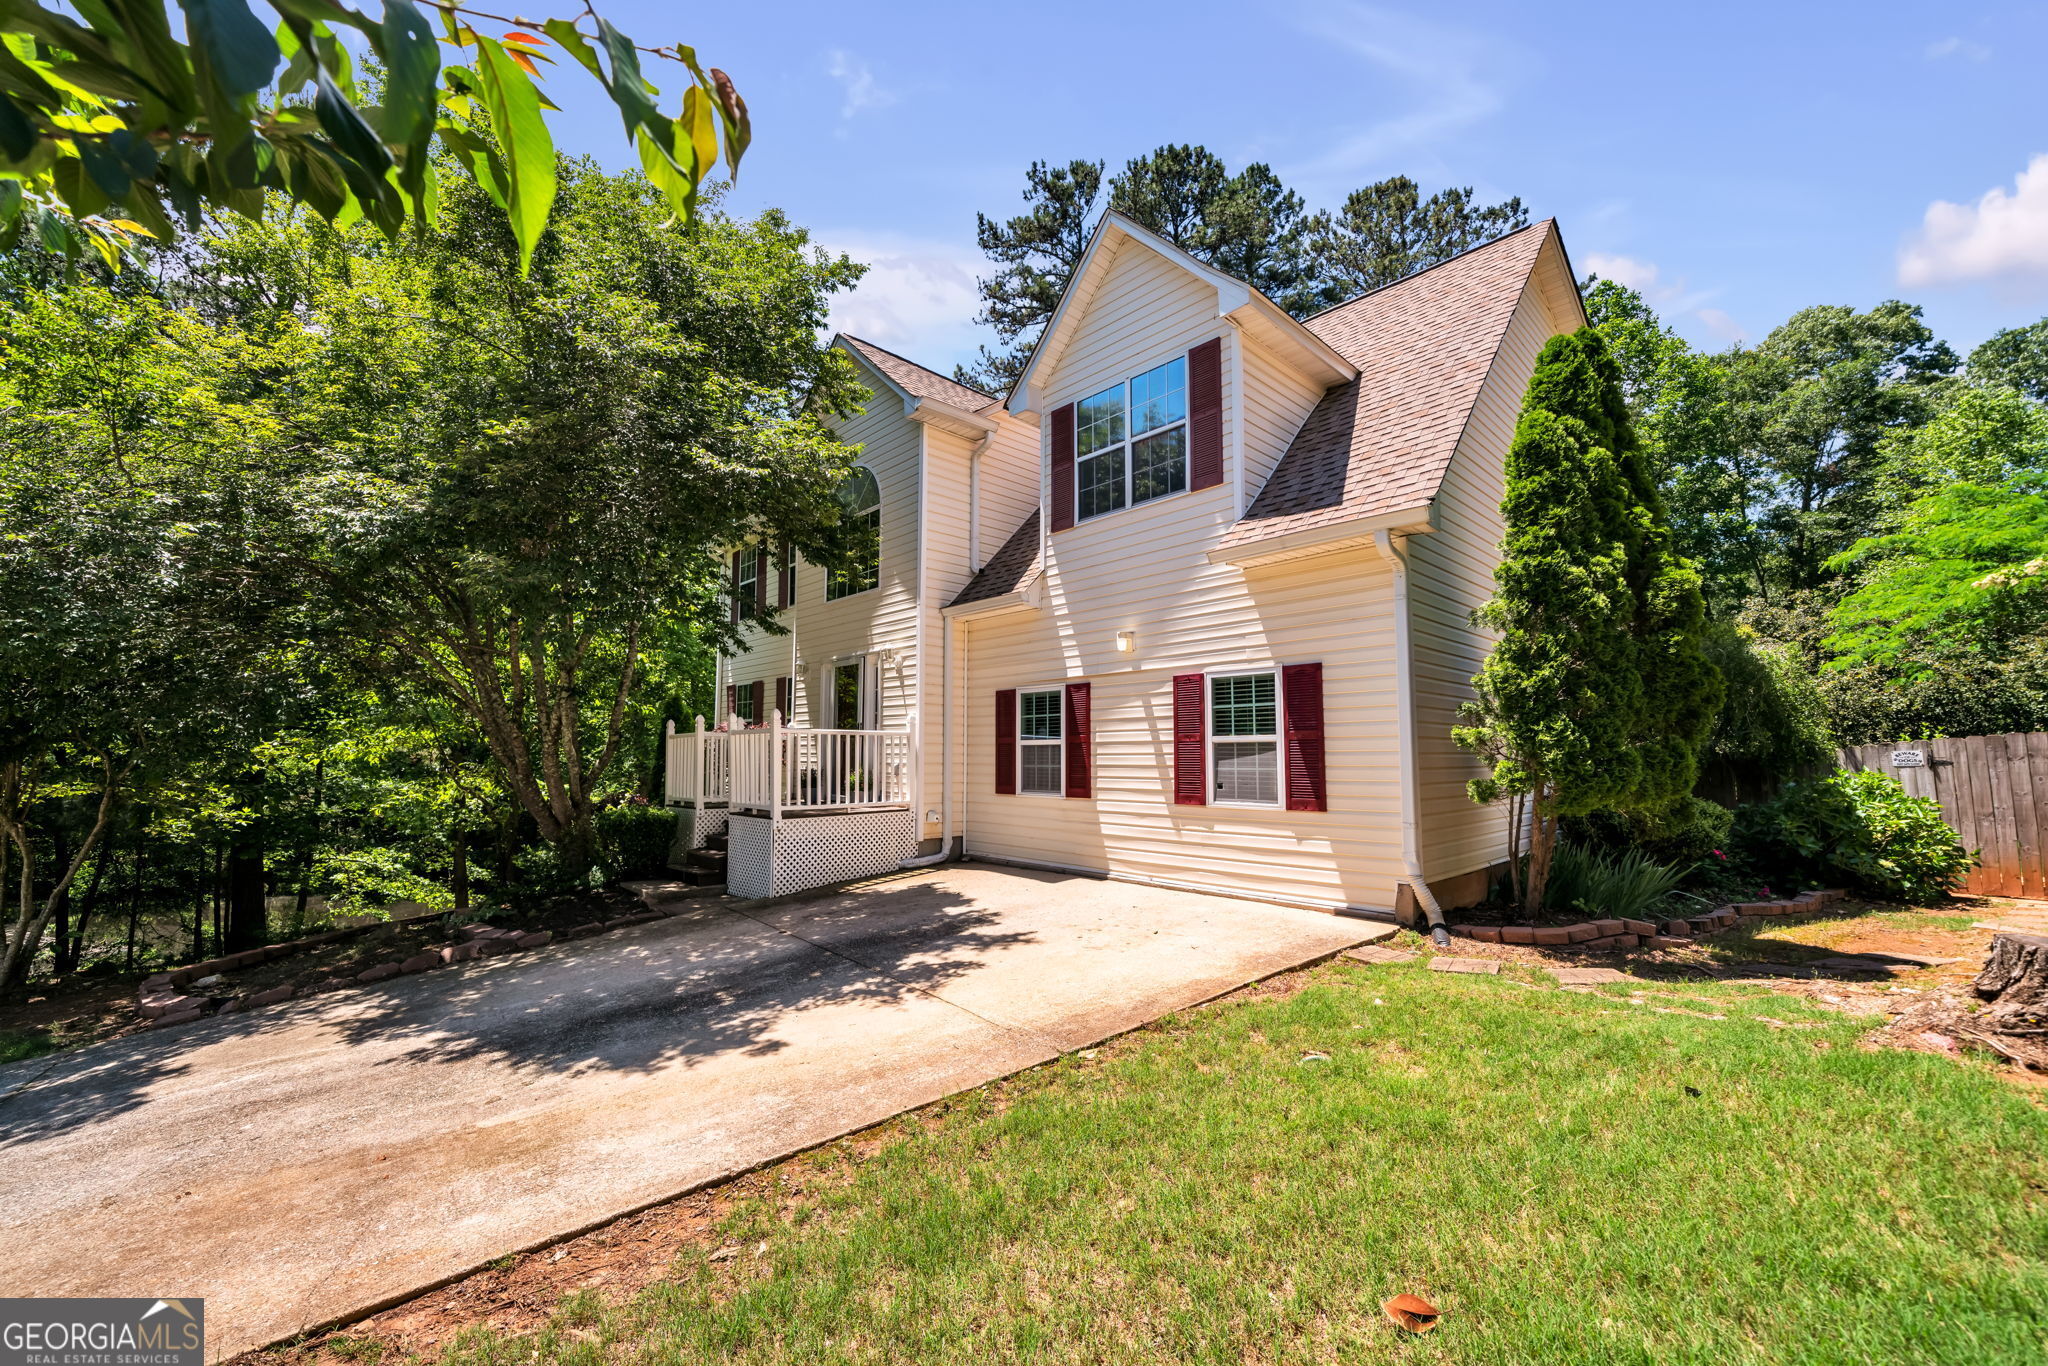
[1115,630,1135,653]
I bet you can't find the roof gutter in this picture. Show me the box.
[1371,528,1451,948]
[1209,502,1436,567]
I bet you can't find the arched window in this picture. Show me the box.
[827,467,881,600]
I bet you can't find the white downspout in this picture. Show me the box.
[902,427,991,871]
[1373,528,1450,947]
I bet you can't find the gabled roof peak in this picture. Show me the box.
[836,334,1002,414]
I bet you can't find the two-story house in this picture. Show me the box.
[676,213,1583,923]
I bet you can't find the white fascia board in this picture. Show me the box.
[906,396,1000,437]
[939,577,1044,620]
[1207,503,1437,567]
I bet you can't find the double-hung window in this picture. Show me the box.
[1210,672,1279,805]
[732,682,760,726]
[736,550,760,613]
[1075,356,1188,521]
[1018,689,1064,795]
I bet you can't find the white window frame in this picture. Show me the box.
[736,550,760,613]
[1016,686,1065,798]
[1074,354,1190,523]
[826,467,881,601]
[1205,667,1282,809]
[732,680,760,726]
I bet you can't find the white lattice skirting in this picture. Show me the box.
[726,809,918,899]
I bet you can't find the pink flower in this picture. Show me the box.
[1711,849,1725,860]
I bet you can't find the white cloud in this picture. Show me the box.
[826,50,897,123]
[819,233,988,375]
[1285,3,1507,183]
[1695,308,1748,345]
[1582,250,1732,336]
[1926,36,1990,61]
[1899,154,2048,290]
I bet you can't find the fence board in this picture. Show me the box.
[1837,732,2048,897]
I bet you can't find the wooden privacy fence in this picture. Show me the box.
[1838,732,2048,899]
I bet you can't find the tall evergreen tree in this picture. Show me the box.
[1306,177,1528,298]
[1458,329,1720,911]
[959,148,1325,390]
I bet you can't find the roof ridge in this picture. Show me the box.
[840,333,998,404]
[1298,219,1554,327]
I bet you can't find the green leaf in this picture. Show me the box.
[0,87,34,161]
[472,35,555,273]
[376,0,437,147]
[183,0,283,96]
[313,66,391,175]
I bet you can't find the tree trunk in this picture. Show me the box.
[57,823,113,977]
[450,824,471,912]
[225,831,266,952]
[1975,933,2048,1029]
[124,844,145,973]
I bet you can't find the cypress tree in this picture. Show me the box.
[1458,328,1722,911]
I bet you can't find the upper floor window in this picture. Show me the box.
[827,467,881,600]
[736,548,760,612]
[1076,356,1188,521]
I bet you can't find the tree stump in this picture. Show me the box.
[1974,933,2048,1028]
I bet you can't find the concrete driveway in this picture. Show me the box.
[0,863,1375,1361]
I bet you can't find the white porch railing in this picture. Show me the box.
[666,712,913,818]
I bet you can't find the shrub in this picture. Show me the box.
[1567,796,1733,869]
[1544,843,1690,920]
[597,801,679,879]
[1734,769,1975,903]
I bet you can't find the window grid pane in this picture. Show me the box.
[1020,743,1063,795]
[1020,690,1062,740]
[1213,741,1278,804]
[1076,385,1126,456]
[1211,674,1277,738]
[1131,427,1187,504]
[1130,358,1187,436]
[1078,448,1126,520]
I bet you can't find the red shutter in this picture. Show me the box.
[725,683,736,719]
[749,679,765,727]
[729,550,742,623]
[1189,337,1223,491]
[1063,682,1091,799]
[994,689,1017,795]
[774,675,790,720]
[1282,662,1326,812]
[1172,674,1206,806]
[754,546,770,611]
[1049,403,1076,532]
[776,544,792,608]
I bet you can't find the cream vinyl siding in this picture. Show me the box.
[1404,265,1575,882]
[974,415,1041,572]
[961,545,1406,911]
[722,370,922,743]
[1238,330,1329,501]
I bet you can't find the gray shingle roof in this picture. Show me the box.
[948,509,1040,607]
[1218,222,1553,551]
[840,335,1000,413]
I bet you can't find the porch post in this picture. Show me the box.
[693,715,707,819]
[769,708,784,824]
[907,709,920,810]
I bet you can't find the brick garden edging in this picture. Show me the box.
[1445,888,1851,952]
[133,884,697,1032]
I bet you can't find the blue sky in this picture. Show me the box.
[537,0,2048,378]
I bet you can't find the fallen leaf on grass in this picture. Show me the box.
[1383,1293,1440,1333]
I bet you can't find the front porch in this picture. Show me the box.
[665,713,922,898]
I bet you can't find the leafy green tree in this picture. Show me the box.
[1305,176,1527,299]
[1722,302,1957,595]
[1582,278,1760,608]
[1878,383,2048,499]
[1695,621,1832,802]
[1458,328,1720,911]
[0,0,748,271]
[220,164,866,874]
[1969,318,2048,403]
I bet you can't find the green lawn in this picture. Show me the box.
[418,953,2047,1365]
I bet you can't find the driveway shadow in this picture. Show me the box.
[0,884,1035,1149]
